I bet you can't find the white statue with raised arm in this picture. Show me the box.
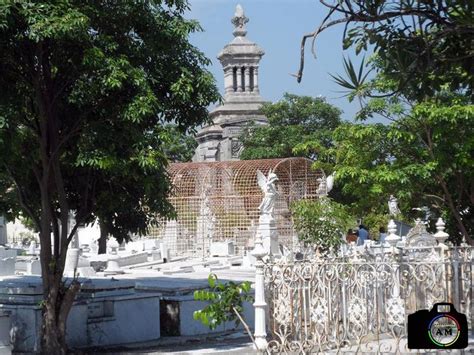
[257,169,279,216]
[255,169,280,256]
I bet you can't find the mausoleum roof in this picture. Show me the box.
[218,36,264,59]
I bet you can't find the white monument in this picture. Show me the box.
[388,195,401,216]
[27,241,36,255]
[256,169,280,255]
[162,220,178,257]
[193,4,268,162]
[195,184,216,257]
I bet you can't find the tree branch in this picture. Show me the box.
[3,164,41,231]
[231,306,257,350]
[295,1,467,83]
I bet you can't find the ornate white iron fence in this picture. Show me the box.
[263,246,473,353]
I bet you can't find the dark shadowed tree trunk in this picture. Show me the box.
[98,221,108,254]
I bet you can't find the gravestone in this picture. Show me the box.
[210,241,235,257]
[0,247,16,259]
[27,241,36,255]
[64,248,80,275]
[26,260,41,275]
[76,267,96,278]
[162,220,178,256]
[0,258,15,276]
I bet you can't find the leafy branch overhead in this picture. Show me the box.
[295,0,473,99]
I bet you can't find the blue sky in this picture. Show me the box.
[187,0,364,121]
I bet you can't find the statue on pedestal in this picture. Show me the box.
[256,169,280,256]
[256,169,279,216]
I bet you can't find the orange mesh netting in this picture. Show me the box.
[150,157,324,257]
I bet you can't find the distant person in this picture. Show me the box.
[346,229,357,243]
[357,224,369,246]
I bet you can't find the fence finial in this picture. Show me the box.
[386,219,401,248]
[434,217,449,245]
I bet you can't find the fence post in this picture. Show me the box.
[252,229,268,351]
[434,217,449,247]
[386,220,401,297]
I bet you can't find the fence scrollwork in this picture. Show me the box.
[263,245,473,353]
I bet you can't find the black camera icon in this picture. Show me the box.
[408,302,468,349]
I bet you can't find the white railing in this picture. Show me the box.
[260,242,473,353]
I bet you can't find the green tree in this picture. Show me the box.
[292,197,354,250]
[0,1,219,353]
[161,124,198,163]
[330,100,473,240]
[240,93,341,169]
[95,124,197,254]
[295,1,473,240]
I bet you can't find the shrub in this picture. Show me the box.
[292,197,354,250]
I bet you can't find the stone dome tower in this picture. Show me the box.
[193,5,267,162]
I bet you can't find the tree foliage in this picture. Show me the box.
[161,124,199,163]
[240,93,341,167]
[292,198,354,250]
[193,274,253,330]
[330,99,473,239]
[296,0,473,98]
[0,1,219,352]
[296,0,473,240]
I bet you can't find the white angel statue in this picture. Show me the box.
[256,169,279,216]
[316,172,335,196]
[388,195,401,216]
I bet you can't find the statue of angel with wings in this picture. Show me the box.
[388,194,401,216]
[257,169,279,216]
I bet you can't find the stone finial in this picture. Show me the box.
[231,4,249,37]
[434,217,449,245]
[385,219,401,247]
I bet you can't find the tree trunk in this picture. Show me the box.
[41,277,81,354]
[42,295,66,355]
[98,220,108,254]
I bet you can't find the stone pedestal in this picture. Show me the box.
[64,248,80,275]
[257,214,279,256]
[195,216,212,257]
[160,242,169,262]
[162,220,178,256]
[27,260,41,275]
[210,241,234,257]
